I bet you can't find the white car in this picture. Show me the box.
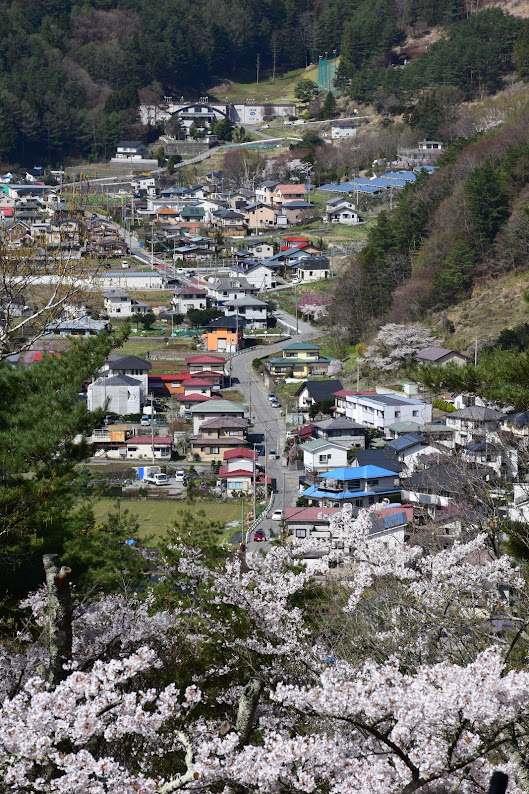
[262,124,270,129]
[271,510,283,522]
[175,470,186,483]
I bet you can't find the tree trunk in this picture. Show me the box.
[43,554,73,687]
[235,677,262,748]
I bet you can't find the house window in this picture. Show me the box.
[412,410,419,417]
[128,446,137,452]
[395,411,401,418]
[370,479,379,485]
[296,529,307,538]
[210,447,219,454]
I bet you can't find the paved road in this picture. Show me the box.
[228,318,318,552]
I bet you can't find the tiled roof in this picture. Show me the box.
[224,447,257,460]
[127,436,173,444]
[185,354,227,365]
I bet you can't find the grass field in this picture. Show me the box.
[208,64,319,104]
[93,498,244,541]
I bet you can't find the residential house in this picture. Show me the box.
[104,290,150,318]
[97,272,165,290]
[500,411,529,442]
[402,463,485,518]
[246,240,274,260]
[87,374,145,414]
[281,201,316,224]
[272,184,307,206]
[46,316,108,336]
[113,141,150,161]
[296,380,344,413]
[172,286,209,314]
[181,377,214,398]
[125,436,173,460]
[385,433,441,473]
[212,209,247,236]
[445,406,503,448]
[219,448,270,495]
[208,277,257,305]
[102,354,152,391]
[246,203,282,229]
[461,442,509,479]
[255,180,280,205]
[186,354,226,375]
[180,393,222,412]
[313,417,366,449]
[296,257,330,283]
[202,315,244,353]
[190,416,249,461]
[345,393,432,437]
[324,198,360,225]
[302,439,349,473]
[334,389,377,416]
[331,122,357,139]
[190,399,245,435]
[353,448,403,474]
[244,264,277,290]
[302,466,401,510]
[267,342,331,378]
[223,296,268,329]
[415,347,467,366]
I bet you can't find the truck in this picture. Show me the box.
[140,466,169,486]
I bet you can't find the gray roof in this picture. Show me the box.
[199,416,248,429]
[108,354,152,371]
[190,399,245,414]
[299,380,343,403]
[405,463,485,493]
[105,289,130,298]
[315,417,365,431]
[450,406,503,421]
[353,448,402,472]
[95,374,141,387]
[386,433,426,452]
[416,346,466,362]
[302,438,348,452]
[352,394,425,407]
[211,277,254,291]
[224,296,268,308]
[503,411,529,427]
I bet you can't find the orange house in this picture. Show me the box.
[202,316,244,353]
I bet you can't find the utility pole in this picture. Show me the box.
[151,221,154,266]
[264,434,268,502]
[150,392,155,465]
[356,359,360,391]
[252,443,257,526]
[295,281,299,335]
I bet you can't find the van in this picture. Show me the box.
[122,260,130,268]
[175,470,186,483]
[140,415,151,426]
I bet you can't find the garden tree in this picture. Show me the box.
[212,117,234,141]
[153,145,165,165]
[165,115,185,140]
[464,159,509,244]
[364,323,439,371]
[3,504,529,791]
[407,93,443,138]
[514,20,529,79]
[0,328,128,599]
[139,311,157,330]
[186,308,222,327]
[166,155,181,174]
[294,78,320,105]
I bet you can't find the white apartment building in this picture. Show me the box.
[345,393,432,437]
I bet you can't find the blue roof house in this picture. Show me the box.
[302,465,401,510]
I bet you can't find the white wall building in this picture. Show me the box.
[302,439,349,473]
[331,122,357,139]
[345,394,432,437]
[104,289,150,318]
[87,374,145,415]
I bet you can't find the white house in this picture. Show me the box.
[111,141,157,167]
[385,433,441,473]
[172,286,209,314]
[345,393,432,437]
[87,374,145,415]
[331,122,357,140]
[313,417,366,449]
[244,264,277,290]
[125,436,172,460]
[104,289,150,318]
[223,296,268,328]
[102,354,152,392]
[207,277,257,304]
[302,438,349,473]
[324,198,360,226]
[98,271,165,290]
[445,406,503,447]
[296,258,330,283]
[255,181,279,205]
[246,240,274,260]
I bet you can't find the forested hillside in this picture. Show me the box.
[329,87,529,342]
[0,0,527,165]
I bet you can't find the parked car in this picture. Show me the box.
[140,415,151,426]
[175,470,186,483]
[271,400,280,408]
[262,124,270,129]
[253,530,266,542]
[268,449,278,459]
[268,393,276,402]
[271,510,282,522]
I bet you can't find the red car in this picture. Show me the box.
[253,531,266,542]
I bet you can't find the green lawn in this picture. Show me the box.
[208,64,319,104]
[93,498,244,541]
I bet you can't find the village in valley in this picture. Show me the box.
[4,4,529,788]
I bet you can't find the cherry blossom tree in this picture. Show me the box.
[1,508,529,793]
[365,323,439,372]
